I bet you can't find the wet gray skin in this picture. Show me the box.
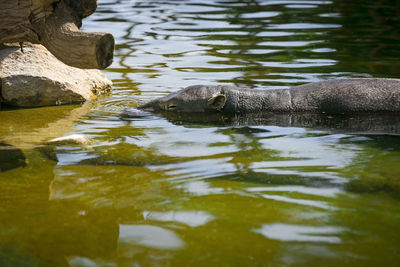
[139,78,400,114]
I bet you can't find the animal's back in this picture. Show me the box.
[290,78,400,113]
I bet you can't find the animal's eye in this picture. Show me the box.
[168,104,177,110]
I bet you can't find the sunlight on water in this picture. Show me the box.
[254,224,344,243]
[1,0,400,266]
[143,210,215,227]
[119,224,185,249]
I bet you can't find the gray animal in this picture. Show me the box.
[139,78,400,114]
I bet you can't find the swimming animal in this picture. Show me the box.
[138,78,400,114]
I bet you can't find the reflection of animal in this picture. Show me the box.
[139,78,400,114]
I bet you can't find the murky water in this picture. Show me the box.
[1,0,400,266]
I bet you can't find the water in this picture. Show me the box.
[1,0,400,266]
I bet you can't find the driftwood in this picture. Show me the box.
[0,0,114,69]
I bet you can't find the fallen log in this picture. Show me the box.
[0,0,114,69]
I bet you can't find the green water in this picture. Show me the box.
[1,0,400,266]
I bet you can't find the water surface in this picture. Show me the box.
[1,0,400,266]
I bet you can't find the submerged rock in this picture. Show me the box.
[0,141,26,172]
[0,43,112,107]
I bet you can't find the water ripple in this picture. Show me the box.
[254,224,344,243]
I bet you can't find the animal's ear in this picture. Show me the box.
[207,94,226,110]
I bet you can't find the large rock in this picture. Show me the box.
[0,43,112,107]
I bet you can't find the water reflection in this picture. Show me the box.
[157,111,400,135]
[260,194,332,209]
[0,103,96,149]
[246,185,342,197]
[0,153,119,266]
[176,180,225,196]
[254,223,344,243]
[119,225,185,249]
[143,210,215,227]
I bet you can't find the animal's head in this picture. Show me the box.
[138,85,227,112]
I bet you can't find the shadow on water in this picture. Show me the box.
[0,142,26,172]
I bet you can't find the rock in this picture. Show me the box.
[0,43,112,107]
